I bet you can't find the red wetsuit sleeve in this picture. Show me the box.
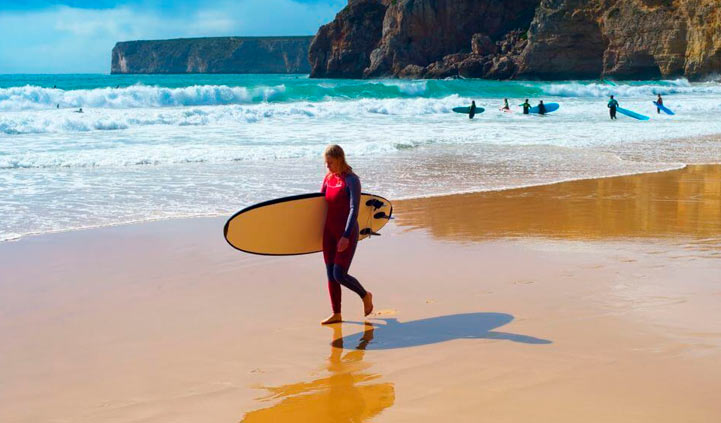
[321,173,328,193]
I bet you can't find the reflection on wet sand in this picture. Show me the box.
[395,165,721,242]
[240,324,394,422]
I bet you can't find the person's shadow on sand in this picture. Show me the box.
[334,313,551,350]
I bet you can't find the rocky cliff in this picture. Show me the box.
[111,36,313,74]
[309,0,721,80]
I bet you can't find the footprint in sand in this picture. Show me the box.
[514,280,534,285]
[372,309,398,316]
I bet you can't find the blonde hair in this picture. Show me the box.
[324,144,352,174]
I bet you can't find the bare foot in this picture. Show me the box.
[363,291,374,316]
[321,313,342,325]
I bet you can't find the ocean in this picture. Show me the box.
[2,74,721,241]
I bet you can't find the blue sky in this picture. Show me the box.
[0,0,345,73]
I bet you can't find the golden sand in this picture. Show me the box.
[396,164,721,241]
[1,165,720,423]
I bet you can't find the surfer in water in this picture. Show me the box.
[537,100,546,115]
[656,94,663,114]
[501,98,510,111]
[320,144,373,325]
[469,101,477,119]
[608,95,619,120]
[522,99,531,115]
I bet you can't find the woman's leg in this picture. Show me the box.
[326,264,342,313]
[323,229,342,316]
[333,228,373,316]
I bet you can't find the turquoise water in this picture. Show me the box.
[1,74,721,241]
[1,74,711,105]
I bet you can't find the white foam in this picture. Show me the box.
[0,84,287,111]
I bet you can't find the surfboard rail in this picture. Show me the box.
[224,192,393,256]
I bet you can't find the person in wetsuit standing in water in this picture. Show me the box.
[320,144,373,325]
[537,100,546,115]
[608,95,619,120]
[656,94,663,114]
[522,99,531,115]
[469,101,477,119]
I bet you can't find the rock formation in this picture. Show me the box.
[308,0,721,80]
[111,36,313,74]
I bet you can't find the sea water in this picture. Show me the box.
[2,74,721,241]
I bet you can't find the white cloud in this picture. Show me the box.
[0,0,343,73]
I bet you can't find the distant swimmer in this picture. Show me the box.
[656,94,663,114]
[522,99,531,115]
[537,100,546,115]
[56,104,59,109]
[501,98,510,111]
[608,95,619,120]
[75,107,83,113]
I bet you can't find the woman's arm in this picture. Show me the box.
[343,173,361,238]
[321,174,328,193]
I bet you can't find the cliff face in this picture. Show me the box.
[309,0,721,80]
[517,0,721,80]
[309,0,389,78]
[111,36,313,74]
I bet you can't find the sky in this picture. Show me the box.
[0,0,345,74]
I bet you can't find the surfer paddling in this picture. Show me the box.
[320,144,373,324]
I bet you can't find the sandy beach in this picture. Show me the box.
[2,165,720,423]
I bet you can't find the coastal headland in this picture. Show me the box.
[310,0,721,80]
[111,36,313,74]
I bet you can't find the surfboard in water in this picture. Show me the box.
[224,193,393,255]
[653,101,675,115]
[529,103,560,114]
[453,106,485,114]
[617,107,650,121]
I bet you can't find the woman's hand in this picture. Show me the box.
[337,236,349,252]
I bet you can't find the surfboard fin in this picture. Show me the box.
[366,199,385,209]
[360,228,381,236]
[374,211,393,220]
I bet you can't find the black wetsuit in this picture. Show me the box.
[608,99,619,119]
[522,102,530,114]
[538,103,546,115]
[469,103,476,119]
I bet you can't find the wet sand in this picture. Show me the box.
[1,165,720,422]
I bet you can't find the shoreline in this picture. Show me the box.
[6,158,716,244]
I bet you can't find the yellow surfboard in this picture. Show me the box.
[224,193,393,255]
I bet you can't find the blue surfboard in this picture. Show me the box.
[653,101,675,115]
[529,103,559,114]
[617,107,650,121]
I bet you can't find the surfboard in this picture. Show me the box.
[529,103,559,114]
[653,101,675,115]
[616,107,650,121]
[224,193,393,255]
[453,106,485,114]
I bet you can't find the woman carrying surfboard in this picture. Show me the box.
[320,144,373,325]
